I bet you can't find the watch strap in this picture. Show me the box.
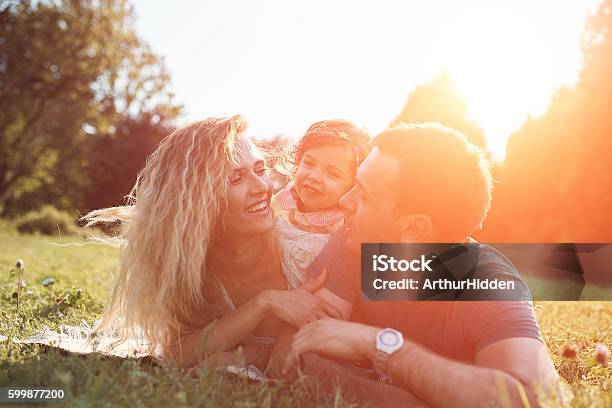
[373,349,393,383]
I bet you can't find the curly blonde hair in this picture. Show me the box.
[83,115,251,359]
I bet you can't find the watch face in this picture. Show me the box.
[380,330,401,347]
[376,328,404,354]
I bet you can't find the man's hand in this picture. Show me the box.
[282,318,380,376]
[260,268,342,328]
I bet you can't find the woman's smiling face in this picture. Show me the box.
[223,140,275,237]
[294,143,355,211]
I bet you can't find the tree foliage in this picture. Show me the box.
[83,112,174,211]
[391,73,487,149]
[480,0,612,242]
[0,0,181,216]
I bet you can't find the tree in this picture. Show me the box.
[391,73,487,148]
[84,111,175,211]
[480,0,612,242]
[0,0,181,216]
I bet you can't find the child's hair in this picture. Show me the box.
[295,119,372,170]
[275,119,373,178]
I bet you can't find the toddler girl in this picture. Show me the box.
[272,119,372,286]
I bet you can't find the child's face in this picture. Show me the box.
[294,143,355,211]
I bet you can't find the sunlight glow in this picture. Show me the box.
[133,0,602,161]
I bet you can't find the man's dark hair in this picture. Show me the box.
[374,122,492,241]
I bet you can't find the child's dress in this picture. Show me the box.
[272,183,345,288]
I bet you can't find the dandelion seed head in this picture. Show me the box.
[16,259,24,269]
[595,343,610,366]
[561,344,579,359]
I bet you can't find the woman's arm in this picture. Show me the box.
[167,270,340,368]
[167,291,272,368]
[268,285,354,376]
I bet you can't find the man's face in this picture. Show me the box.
[340,147,402,253]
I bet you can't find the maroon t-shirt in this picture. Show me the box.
[306,228,544,363]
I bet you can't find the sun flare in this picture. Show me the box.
[132,0,601,161]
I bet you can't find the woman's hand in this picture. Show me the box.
[260,269,342,327]
[169,269,341,368]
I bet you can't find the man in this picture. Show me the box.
[272,123,561,407]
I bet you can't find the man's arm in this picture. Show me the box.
[282,319,562,407]
[385,300,561,407]
[386,336,560,407]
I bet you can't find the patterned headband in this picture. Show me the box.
[303,121,372,166]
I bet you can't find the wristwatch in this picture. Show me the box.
[373,328,404,383]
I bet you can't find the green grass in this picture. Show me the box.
[1,228,610,407]
[536,302,611,407]
[0,229,357,407]
[0,228,116,334]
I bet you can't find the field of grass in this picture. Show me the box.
[1,226,610,407]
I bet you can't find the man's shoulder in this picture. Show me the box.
[475,243,518,272]
[458,241,532,301]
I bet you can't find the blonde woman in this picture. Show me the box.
[77,115,341,370]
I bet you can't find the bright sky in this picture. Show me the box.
[132,0,601,161]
